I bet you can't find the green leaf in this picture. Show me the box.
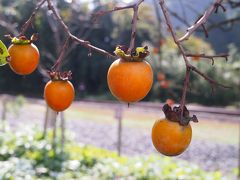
[0,40,10,66]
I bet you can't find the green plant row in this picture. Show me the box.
[0,127,229,180]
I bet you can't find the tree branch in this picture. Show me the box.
[20,0,47,36]
[128,0,144,53]
[207,16,240,31]
[51,36,70,71]
[190,65,231,88]
[92,4,135,21]
[178,0,224,42]
[46,0,116,60]
[186,53,229,63]
[158,0,230,121]
[92,0,144,53]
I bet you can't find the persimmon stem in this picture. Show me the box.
[52,36,70,71]
[128,0,144,53]
[180,67,191,117]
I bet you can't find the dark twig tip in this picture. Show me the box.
[201,24,208,38]
[214,3,226,13]
[211,58,214,66]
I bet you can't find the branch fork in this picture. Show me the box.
[159,0,230,120]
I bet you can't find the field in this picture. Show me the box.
[0,96,239,178]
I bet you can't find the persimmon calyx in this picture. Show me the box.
[114,45,149,62]
[5,34,38,45]
[48,71,72,81]
[162,104,198,126]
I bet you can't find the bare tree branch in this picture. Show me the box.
[178,0,224,42]
[46,0,116,60]
[186,53,228,62]
[158,0,230,122]
[207,16,240,31]
[20,0,47,36]
[128,0,144,53]
[92,0,144,53]
[51,36,70,71]
[190,65,230,88]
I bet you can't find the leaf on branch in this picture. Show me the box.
[0,40,10,66]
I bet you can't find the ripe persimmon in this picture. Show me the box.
[152,118,192,156]
[44,80,75,112]
[8,43,39,75]
[107,58,153,103]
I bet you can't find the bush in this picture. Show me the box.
[0,127,228,179]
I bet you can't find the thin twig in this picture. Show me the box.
[168,8,191,27]
[20,0,47,36]
[178,0,224,42]
[51,36,70,71]
[186,53,229,61]
[190,65,231,88]
[92,4,135,22]
[92,0,144,53]
[46,0,116,60]
[158,0,190,117]
[207,16,240,31]
[128,0,144,53]
[180,67,191,114]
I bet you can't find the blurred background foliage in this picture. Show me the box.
[0,0,239,106]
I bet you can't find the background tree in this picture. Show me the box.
[0,0,239,107]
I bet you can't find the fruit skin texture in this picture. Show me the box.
[107,58,153,103]
[44,80,75,112]
[152,118,192,156]
[8,43,39,75]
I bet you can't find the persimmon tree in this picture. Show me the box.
[0,0,236,155]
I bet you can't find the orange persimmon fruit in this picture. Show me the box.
[152,118,192,156]
[107,58,153,103]
[8,43,39,75]
[44,80,75,112]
